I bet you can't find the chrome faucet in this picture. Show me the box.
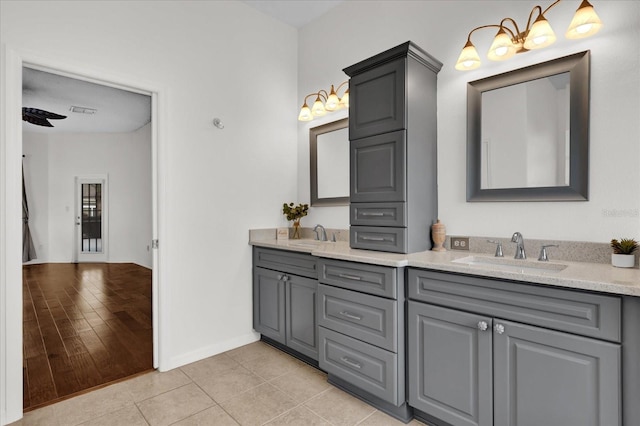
[313,224,328,241]
[511,232,526,259]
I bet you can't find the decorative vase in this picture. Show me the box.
[431,219,446,252]
[611,254,635,268]
[292,219,301,239]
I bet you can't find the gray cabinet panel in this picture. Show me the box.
[348,58,405,140]
[319,258,397,299]
[408,302,493,426]
[350,131,406,203]
[318,284,397,352]
[319,327,402,405]
[493,319,621,426]
[253,267,286,344]
[350,202,406,227]
[408,269,621,342]
[254,247,318,279]
[350,226,407,254]
[286,276,318,360]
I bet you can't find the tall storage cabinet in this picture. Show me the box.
[344,41,442,254]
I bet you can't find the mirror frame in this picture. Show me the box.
[467,50,590,202]
[310,117,349,206]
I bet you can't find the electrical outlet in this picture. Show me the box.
[451,236,470,251]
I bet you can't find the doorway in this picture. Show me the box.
[20,66,156,410]
[75,176,108,263]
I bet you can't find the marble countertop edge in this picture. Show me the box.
[249,236,640,297]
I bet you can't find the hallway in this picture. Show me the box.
[22,263,153,410]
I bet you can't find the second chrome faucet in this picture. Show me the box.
[511,232,526,259]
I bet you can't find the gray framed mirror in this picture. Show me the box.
[310,118,349,206]
[467,50,590,202]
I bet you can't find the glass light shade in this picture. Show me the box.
[298,105,313,121]
[338,91,349,109]
[487,28,517,61]
[566,0,602,39]
[455,41,481,71]
[524,15,557,50]
[311,97,326,116]
[325,91,340,111]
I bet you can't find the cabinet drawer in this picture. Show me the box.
[319,258,397,299]
[319,327,402,406]
[253,247,318,279]
[350,202,406,227]
[350,226,407,254]
[318,284,397,352]
[408,269,622,342]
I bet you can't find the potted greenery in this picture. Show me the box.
[282,202,309,239]
[610,238,638,268]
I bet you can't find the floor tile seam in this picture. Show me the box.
[132,380,198,405]
[206,375,276,406]
[265,373,329,406]
[179,359,248,384]
[258,402,325,426]
[354,410,379,425]
[300,387,337,423]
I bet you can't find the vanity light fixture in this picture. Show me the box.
[298,81,349,121]
[455,0,602,71]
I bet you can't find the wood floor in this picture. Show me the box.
[22,263,153,411]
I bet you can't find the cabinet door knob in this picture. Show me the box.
[277,274,283,280]
[281,275,289,282]
[494,324,505,334]
[477,321,488,331]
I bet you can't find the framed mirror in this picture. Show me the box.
[467,51,590,202]
[310,118,349,206]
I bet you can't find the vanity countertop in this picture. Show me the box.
[250,236,640,297]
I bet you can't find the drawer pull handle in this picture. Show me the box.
[341,356,362,369]
[338,273,362,281]
[361,236,387,242]
[339,311,362,321]
[361,212,387,217]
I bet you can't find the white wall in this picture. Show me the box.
[299,0,640,242]
[23,123,153,267]
[1,1,298,423]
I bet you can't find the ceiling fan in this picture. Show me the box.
[22,107,67,127]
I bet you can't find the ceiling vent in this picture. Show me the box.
[69,106,97,114]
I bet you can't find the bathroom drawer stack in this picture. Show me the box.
[317,258,411,422]
[344,41,442,253]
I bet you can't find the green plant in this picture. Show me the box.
[610,238,639,255]
[282,202,309,221]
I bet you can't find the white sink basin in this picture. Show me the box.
[452,256,567,274]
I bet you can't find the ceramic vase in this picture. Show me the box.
[431,219,446,252]
[611,254,635,268]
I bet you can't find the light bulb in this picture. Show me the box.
[311,96,326,117]
[298,105,312,121]
[455,40,481,71]
[566,0,602,39]
[488,28,517,61]
[524,15,556,50]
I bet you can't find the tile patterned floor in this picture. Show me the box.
[11,341,428,426]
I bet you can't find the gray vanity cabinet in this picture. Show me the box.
[253,247,319,361]
[408,302,493,426]
[407,268,622,426]
[317,257,410,422]
[344,41,442,254]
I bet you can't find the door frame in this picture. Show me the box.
[75,175,109,263]
[1,46,168,425]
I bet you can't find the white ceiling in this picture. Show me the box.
[22,67,151,134]
[22,1,341,134]
[242,0,344,28]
